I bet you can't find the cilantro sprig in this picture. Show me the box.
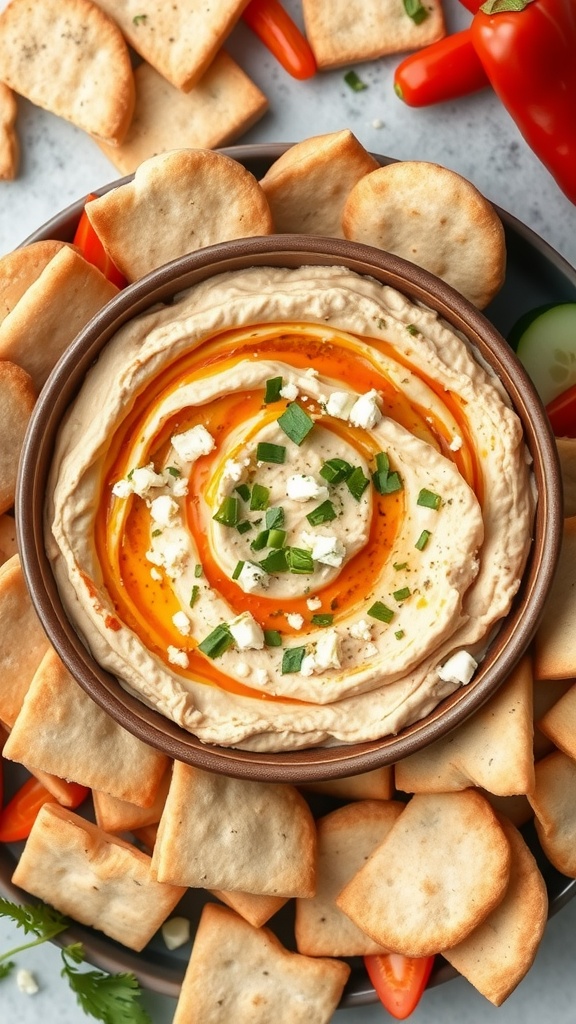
[0,898,152,1023]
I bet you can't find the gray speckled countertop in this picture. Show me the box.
[1,0,575,1020]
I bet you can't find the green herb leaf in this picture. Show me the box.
[267,528,287,549]
[256,442,286,464]
[405,323,419,335]
[286,547,314,574]
[311,613,334,627]
[232,560,245,580]
[234,483,251,503]
[250,483,270,511]
[319,458,353,485]
[281,646,306,674]
[194,563,203,578]
[198,623,234,659]
[250,530,270,552]
[417,488,442,510]
[346,466,370,501]
[277,403,315,446]
[213,496,240,527]
[395,629,405,640]
[0,961,14,979]
[367,601,394,623]
[264,629,283,647]
[372,451,403,495]
[344,69,368,91]
[260,548,289,573]
[189,585,199,607]
[265,507,285,530]
[393,561,408,571]
[264,376,283,403]
[403,0,429,24]
[236,519,252,535]
[61,945,152,1024]
[166,465,180,477]
[132,13,148,25]
[393,586,411,602]
[0,898,69,943]
[306,499,337,527]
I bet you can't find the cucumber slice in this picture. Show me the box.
[509,302,576,405]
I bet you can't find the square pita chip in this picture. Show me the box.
[295,800,403,956]
[172,902,350,1024]
[12,803,185,952]
[97,55,268,176]
[443,816,548,1005]
[93,764,172,834]
[95,0,250,91]
[0,554,50,728]
[3,647,169,806]
[394,655,535,797]
[151,762,316,897]
[302,0,445,69]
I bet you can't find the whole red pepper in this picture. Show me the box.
[470,0,576,204]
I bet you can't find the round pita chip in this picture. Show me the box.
[85,148,274,282]
[336,790,511,957]
[342,161,506,309]
[0,0,135,146]
[0,360,36,514]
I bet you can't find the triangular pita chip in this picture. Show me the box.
[0,554,50,728]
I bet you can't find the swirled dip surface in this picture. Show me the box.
[47,266,534,751]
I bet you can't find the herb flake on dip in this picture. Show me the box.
[47,266,534,751]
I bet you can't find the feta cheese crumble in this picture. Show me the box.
[325,391,356,420]
[229,611,265,650]
[349,389,382,429]
[16,969,39,995]
[172,610,191,635]
[167,646,189,669]
[286,612,304,630]
[437,650,478,685]
[286,475,329,502]
[171,424,215,463]
[149,494,180,528]
[236,561,270,593]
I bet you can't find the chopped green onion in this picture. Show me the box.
[198,623,234,658]
[319,458,353,485]
[403,0,429,24]
[344,69,368,91]
[306,499,337,526]
[395,629,405,640]
[393,561,408,571]
[250,530,270,552]
[281,646,306,674]
[166,466,181,477]
[236,519,253,535]
[277,403,315,446]
[268,528,287,549]
[415,529,431,551]
[417,488,442,510]
[250,483,270,510]
[151,528,162,537]
[213,496,240,527]
[264,629,283,647]
[260,548,289,573]
[264,376,283,403]
[286,547,314,574]
[405,323,419,335]
[194,563,203,578]
[372,451,403,495]
[346,466,370,501]
[256,442,286,464]
[367,601,394,623]
[375,452,390,474]
[189,585,200,607]
[234,483,251,503]
[232,560,245,580]
[265,507,285,530]
[394,587,411,602]
[133,13,147,25]
[311,613,334,627]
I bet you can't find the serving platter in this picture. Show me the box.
[1,144,576,1008]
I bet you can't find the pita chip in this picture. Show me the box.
[556,436,576,518]
[97,55,268,176]
[173,903,350,1024]
[533,678,574,760]
[0,360,36,515]
[94,0,250,92]
[337,790,511,957]
[536,680,576,761]
[300,765,393,802]
[0,554,50,728]
[534,515,576,679]
[3,647,169,806]
[528,749,576,878]
[259,130,379,237]
[12,803,185,951]
[0,245,118,391]
[93,764,172,834]
[0,515,18,565]
[86,148,273,282]
[0,0,134,145]
[302,0,445,69]
[0,81,18,180]
[443,816,548,1005]
[151,762,316,897]
[295,800,403,957]
[394,655,535,797]
[0,241,69,324]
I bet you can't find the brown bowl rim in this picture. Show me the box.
[16,234,563,782]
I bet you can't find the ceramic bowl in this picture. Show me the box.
[16,233,562,782]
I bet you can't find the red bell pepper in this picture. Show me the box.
[394,30,489,106]
[241,0,317,80]
[470,0,576,204]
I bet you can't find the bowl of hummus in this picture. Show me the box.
[17,234,561,780]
